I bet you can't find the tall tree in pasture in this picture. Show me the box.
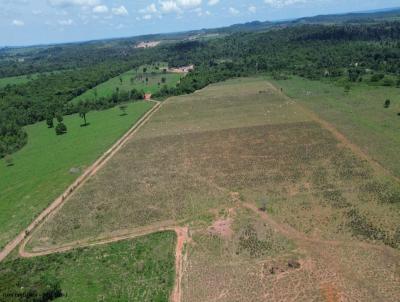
[143,67,147,73]
[161,77,166,84]
[119,104,128,116]
[384,99,391,108]
[79,104,90,126]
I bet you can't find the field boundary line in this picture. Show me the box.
[0,100,162,263]
[267,81,400,184]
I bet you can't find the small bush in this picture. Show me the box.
[55,123,67,135]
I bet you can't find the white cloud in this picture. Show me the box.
[229,7,239,15]
[208,0,219,6]
[93,5,108,13]
[248,5,256,13]
[159,0,202,14]
[112,5,128,16]
[159,1,182,13]
[176,0,201,9]
[58,18,74,25]
[143,14,152,20]
[12,19,25,26]
[264,0,307,8]
[48,0,100,7]
[140,3,158,14]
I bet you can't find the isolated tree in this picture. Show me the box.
[344,84,351,93]
[119,104,128,116]
[79,106,89,126]
[145,77,149,85]
[94,89,98,100]
[119,77,123,84]
[130,77,134,85]
[163,68,167,74]
[161,77,166,84]
[4,154,13,167]
[55,122,67,135]
[143,67,147,73]
[46,115,54,128]
[384,99,391,108]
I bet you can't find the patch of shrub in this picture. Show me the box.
[346,208,398,248]
[322,189,351,208]
[359,180,400,204]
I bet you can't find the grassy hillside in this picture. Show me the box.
[0,74,38,89]
[0,232,176,302]
[269,76,400,178]
[72,64,182,103]
[0,101,154,249]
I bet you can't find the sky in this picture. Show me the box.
[1,0,400,46]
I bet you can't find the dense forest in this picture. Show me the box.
[1,21,400,157]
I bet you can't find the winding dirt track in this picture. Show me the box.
[20,223,188,302]
[0,100,162,263]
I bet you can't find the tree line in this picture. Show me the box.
[2,21,400,158]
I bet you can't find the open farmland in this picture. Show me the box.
[270,76,400,178]
[0,232,176,301]
[72,63,182,103]
[27,78,400,301]
[0,101,153,249]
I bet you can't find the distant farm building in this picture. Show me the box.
[135,41,161,49]
[168,65,194,73]
[144,93,152,100]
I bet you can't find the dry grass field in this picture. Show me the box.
[27,77,400,301]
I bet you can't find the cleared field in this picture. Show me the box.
[270,76,400,178]
[28,78,400,300]
[0,71,65,89]
[0,101,154,249]
[72,64,182,103]
[0,74,37,88]
[0,232,176,301]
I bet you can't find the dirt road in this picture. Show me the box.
[0,101,162,263]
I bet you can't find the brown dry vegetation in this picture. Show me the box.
[27,77,400,301]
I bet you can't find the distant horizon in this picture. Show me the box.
[1,0,400,47]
